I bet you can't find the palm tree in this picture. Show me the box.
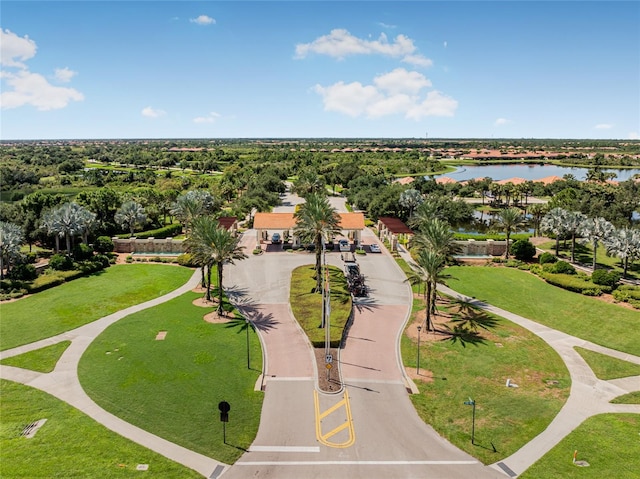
[564,211,587,263]
[413,217,461,261]
[541,207,568,256]
[43,202,96,255]
[399,188,424,219]
[185,216,247,311]
[115,200,147,237]
[171,190,217,234]
[0,221,23,280]
[580,216,614,270]
[407,249,446,332]
[605,227,640,279]
[496,207,524,258]
[527,203,547,237]
[293,193,342,292]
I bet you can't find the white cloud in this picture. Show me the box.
[141,106,166,118]
[377,22,396,29]
[495,118,511,126]
[190,15,215,25]
[193,112,221,123]
[594,123,613,129]
[295,29,432,67]
[313,70,457,120]
[629,132,639,140]
[0,70,83,110]
[54,67,77,83]
[1,29,37,68]
[374,68,431,95]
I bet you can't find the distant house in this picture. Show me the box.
[217,216,239,235]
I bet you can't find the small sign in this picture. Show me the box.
[325,354,333,364]
[218,401,231,413]
[326,363,332,370]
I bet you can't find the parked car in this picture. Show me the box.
[338,239,350,252]
[271,232,282,244]
[369,244,381,253]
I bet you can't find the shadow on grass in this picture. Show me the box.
[440,325,487,347]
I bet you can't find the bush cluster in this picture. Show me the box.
[538,252,557,265]
[612,285,640,309]
[176,253,198,267]
[511,239,536,261]
[591,269,621,287]
[117,223,182,240]
[539,272,606,296]
[543,260,575,275]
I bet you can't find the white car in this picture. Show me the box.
[369,244,381,253]
[338,239,350,252]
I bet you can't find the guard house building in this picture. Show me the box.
[377,217,414,252]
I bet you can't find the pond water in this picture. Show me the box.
[434,164,640,182]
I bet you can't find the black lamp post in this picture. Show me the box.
[463,398,476,444]
[245,318,251,369]
[416,325,422,375]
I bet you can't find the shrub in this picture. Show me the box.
[23,252,38,264]
[135,223,182,240]
[252,249,263,255]
[550,260,575,275]
[28,272,66,293]
[8,263,37,281]
[282,243,293,251]
[94,236,114,254]
[48,254,74,271]
[176,253,198,267]
[613,285,640,303]
[73,243,94,261]
[591,269,621,287]
[540,272,608,295]
[538,252,557,264]
[93,254,111,269]
[511,239,536,261]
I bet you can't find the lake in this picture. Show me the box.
[434,164,640,182]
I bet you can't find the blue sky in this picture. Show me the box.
[1,1,638,140]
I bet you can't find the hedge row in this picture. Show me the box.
[117,223,182,240]
[537,272,612,296]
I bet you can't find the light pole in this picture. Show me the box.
[245,318,251,369]
[463,398,476,444]
[416,325,422,375]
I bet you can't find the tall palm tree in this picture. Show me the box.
[580,216,614,270]
[413,217,461,261]
[496,207,524,258]
[185,216,247,310]
[293,193,342,292]
[43,202,96,255]
[0,221,23,280]
[541,207,568,256]
[527,203,547,237]
[115,200,147,237]
[564,211,587,263]
[407,249,446,332]
[604,227,640,279]
[171,190,217,234]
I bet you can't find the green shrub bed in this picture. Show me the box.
[539,272,610,296]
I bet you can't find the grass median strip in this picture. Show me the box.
[574,347,640,380]
[0,264,193,351]
[0,341,71,373]
[78,291,263,465]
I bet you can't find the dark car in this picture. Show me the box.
[271,233,282,244]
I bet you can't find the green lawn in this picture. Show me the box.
[78,291,263,465]
[574,347,640,380]
[289,265,352,347]
[404,298,570,465]
[446,266,640,355]
[611,392,640,404]
[520,414,640,478]
[0,380,201,478]
[0,341,71,373]
[0,264,194,351]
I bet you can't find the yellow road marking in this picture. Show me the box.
[314,390,355,448]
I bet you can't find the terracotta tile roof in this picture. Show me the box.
[253,213,296,230]
[378,217,413,234]
[217,216,237,230]
[395,176,415,185]
[436,176,457,184]
[496,177,527,185]
[534,175,563,185]
[338,212,365,230]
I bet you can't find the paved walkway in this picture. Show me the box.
[395,244,640,477]
[0,269,228,479]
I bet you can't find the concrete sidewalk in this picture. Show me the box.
[0,268,228,479]
[395,244,640,477]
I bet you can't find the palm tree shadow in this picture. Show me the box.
[352,296,379,313]
[228,305,279,333]
[442,325,486,347]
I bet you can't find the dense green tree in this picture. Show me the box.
[115,200,147,237]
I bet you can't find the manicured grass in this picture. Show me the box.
[519,414,640,478]
[446,266,640,355]
[0,341,71,373]
[0,380,201,478]
[0,264,193,351]
[289,265,352,347]
[404,297,570,465]
[78,291,263,464]
[574,347,640,380]
[610,392,640,404]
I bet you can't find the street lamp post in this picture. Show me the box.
[416,325,422,375]
[463,398,476,444]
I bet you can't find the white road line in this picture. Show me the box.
[248,446,320,453]
[236,460,479,466]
